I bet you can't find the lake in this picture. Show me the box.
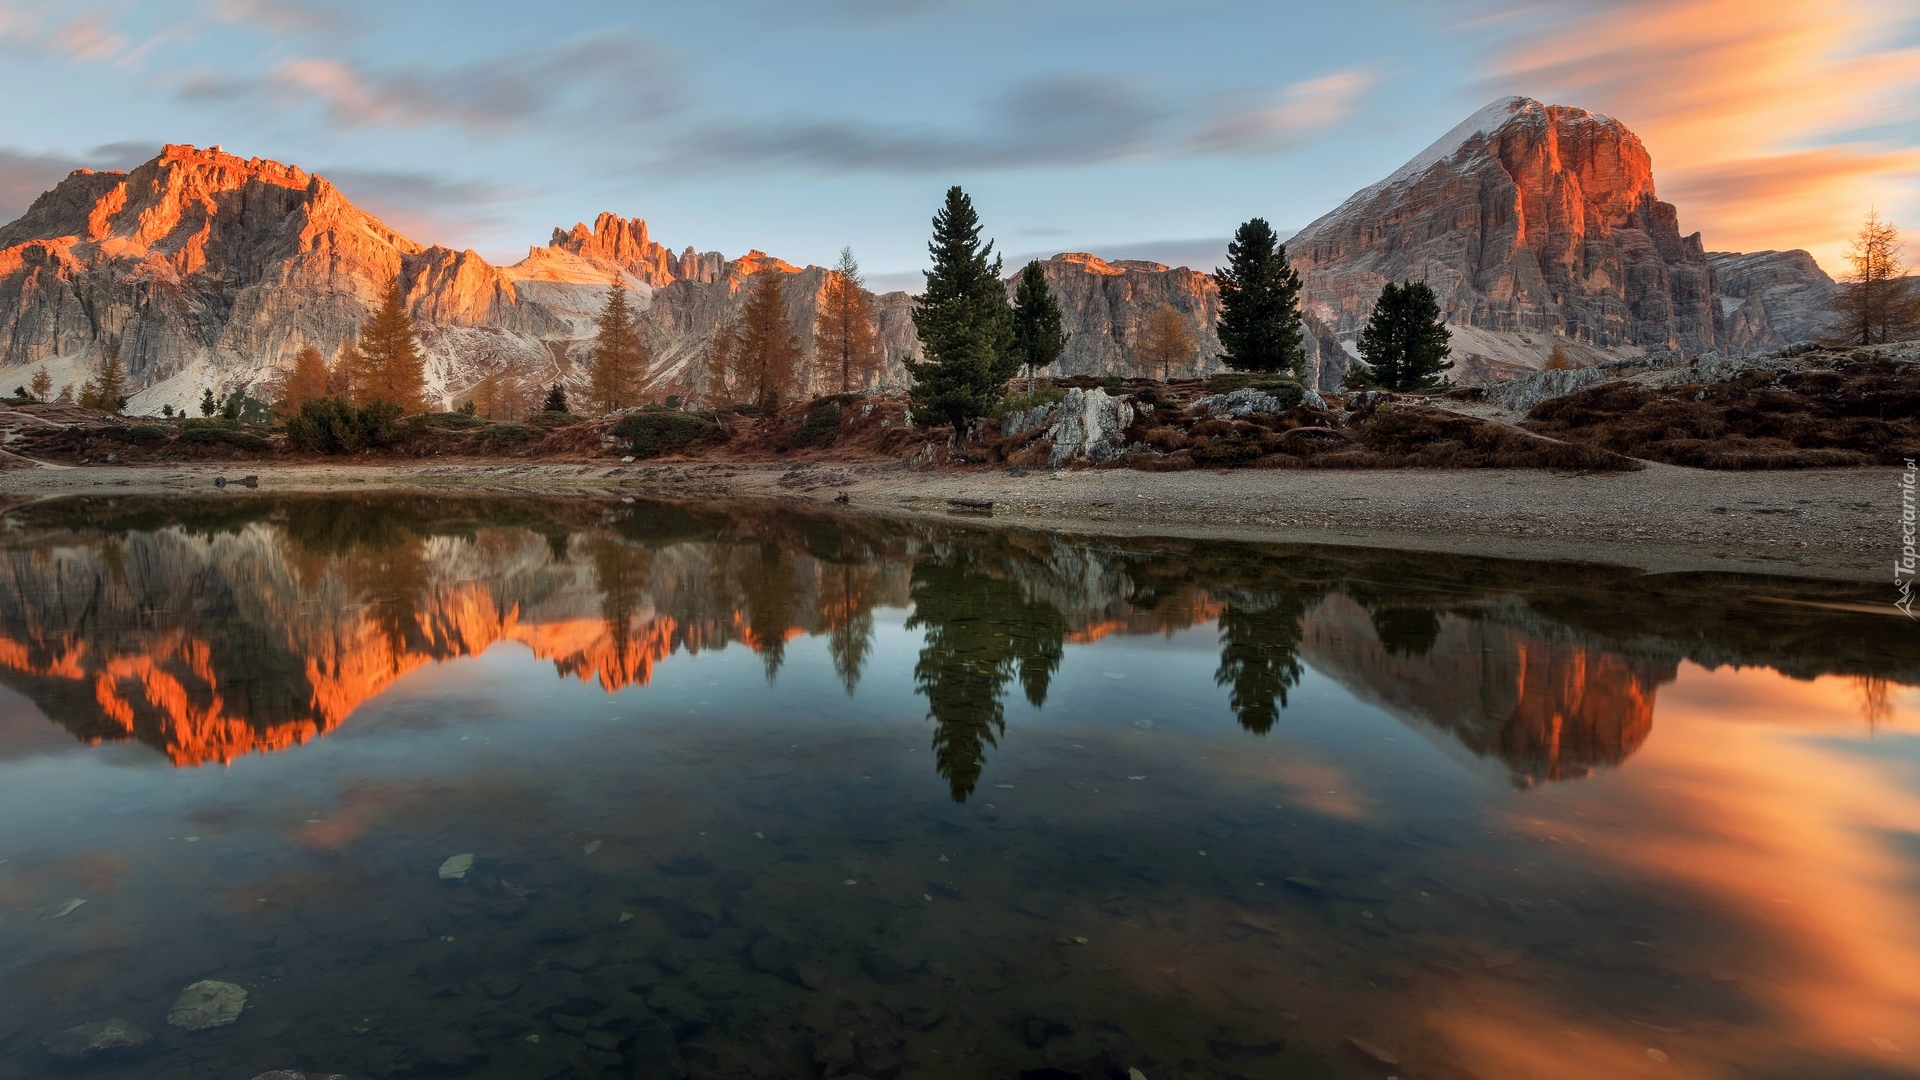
[0,494,1914,1080]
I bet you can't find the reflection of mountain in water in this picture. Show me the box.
[1301,595,1668,785]
[0,497,1908,784]
[0,500,908,765]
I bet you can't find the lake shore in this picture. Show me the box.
[0,458,1901,582]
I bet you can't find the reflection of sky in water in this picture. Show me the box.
[0,496,1915,1080]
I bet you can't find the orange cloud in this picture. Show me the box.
[1492,0,1920,269]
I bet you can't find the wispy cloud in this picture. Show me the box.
[0,142,156,224]
[1187,70,1374,155]
[209,0,360,38]
[1489,0,1920,266]
[176,32,682,131]
[672,69,1373,175]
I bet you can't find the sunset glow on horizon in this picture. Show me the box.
[0,0,1914,278]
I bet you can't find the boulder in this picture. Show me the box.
[1043,388,1134,468]
[166,980,248,1030]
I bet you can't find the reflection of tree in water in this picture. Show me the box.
[906,558,1066,801]
[1370,605,1442,658]
[1214,593,1311,734]
[822,565,879,694]
[586,536,654,654]
[735,542,799,682]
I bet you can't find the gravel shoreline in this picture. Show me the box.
[0,459,1900,582]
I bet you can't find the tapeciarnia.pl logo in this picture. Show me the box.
[1899,458,1917,619]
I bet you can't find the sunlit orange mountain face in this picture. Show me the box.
[0,495,1905,780]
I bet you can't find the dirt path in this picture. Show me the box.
[0,458,1901,581]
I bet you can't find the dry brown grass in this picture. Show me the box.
[1524,357,1920,468]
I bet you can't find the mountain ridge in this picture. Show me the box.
[0,103,1837,412]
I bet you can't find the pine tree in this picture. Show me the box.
[29,366,51,403]
[1008,260,1067,394]
[907,186,1013,431]
[544,382,569,413]
[279,345,331,415]
[1216,217,1305,374]
[734,270,803,415]
[813,248,882,394]
[587,281,650,412]
[200,388,217,416]
[1357,281,1453,391]
[1136,303,1196,382]
[351,276,428,412]
[1824,210,1920,346]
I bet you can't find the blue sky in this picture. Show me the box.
[1,0,1915,281]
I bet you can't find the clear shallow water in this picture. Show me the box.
[0,494,1916,1080]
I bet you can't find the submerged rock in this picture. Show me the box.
[438,853,474,881]
[167,980,248,1030]
[748,932,795,976]
[44,1018,151,1060]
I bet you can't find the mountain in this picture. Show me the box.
[1287,96,1829,381]
[0,110,1843,409]
[1707,249,1838,353]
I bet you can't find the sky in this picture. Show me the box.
[0,0,1916,287]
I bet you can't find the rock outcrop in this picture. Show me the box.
[1289,97,1721,382]
[1708,249,1837,352]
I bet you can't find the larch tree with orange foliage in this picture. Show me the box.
[725,270,803,415]
[1135,303,1196,382]
[586,281,651,412]
[348,276,428,412]
[812,248,882,394]
[278,345,331,414]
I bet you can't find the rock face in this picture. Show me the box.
[1708,250,1837,352]
[1013,253,1350,390]
[1289,97,1721,382]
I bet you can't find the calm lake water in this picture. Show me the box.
[0,494,1915,1080]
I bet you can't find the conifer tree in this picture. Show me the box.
[279,345,331,415]
[1824,210,1920,346]
[1215,218,1304,374]
[734,270,803,415]
[1136,303,1196,382]
[78,346,128,413]
[907,187,1013,430]
[587,281,650,412]
[1357,281,1453,391]
[544,382,569,413]
[813,248,882,394]
[29,366,51,403]
[200,387,217,416]
[351,276,427,413]
[1008,260,1067,394]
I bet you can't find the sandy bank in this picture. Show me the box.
[0,459,1903,582]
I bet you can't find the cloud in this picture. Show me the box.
[1187,70,1374,155]
[1488,0,1920,267]
[321,166,524,245]
[672,71,1370,175]
[209,0,359,38]
[177,32,682,132]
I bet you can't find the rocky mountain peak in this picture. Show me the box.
[547,212,678,286]
[1289,96,1719,380]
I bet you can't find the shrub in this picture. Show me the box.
[285,397,402,454]
[421,411,487,430]
[612,410,724,459]
[479,423,533,449]
[1191,435,1263,465]
[127,424,169,445]
[778,399,842,451]
[1001,384,1065,414]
